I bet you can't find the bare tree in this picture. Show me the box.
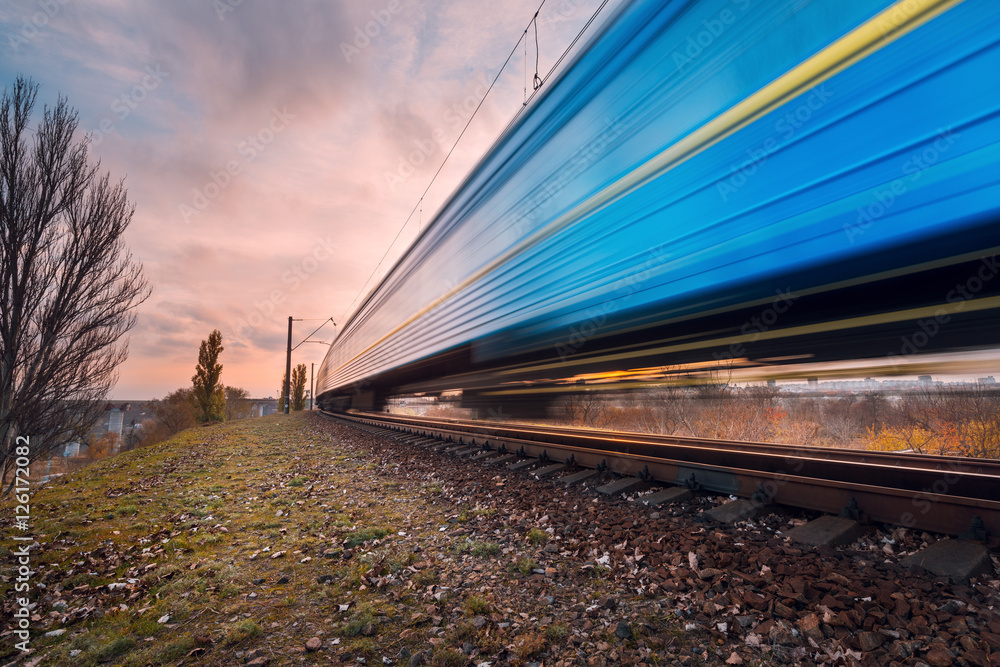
[633,386,688,435]
[725,385,783,442]
[225,386,252,420]
[0,76,149,487]
[691,381,732,439]
[557,391,608,428]
[823,395,863,445]
[148,388,197,440]
[954,386,1000,458]
[891,386,1000,457]
[858,392,888,435]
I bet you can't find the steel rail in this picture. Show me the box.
[355,411,1000,476]
[326,411,1000,546]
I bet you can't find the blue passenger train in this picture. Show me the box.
[317,0,1000,413]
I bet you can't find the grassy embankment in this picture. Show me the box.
[1,412,427,666]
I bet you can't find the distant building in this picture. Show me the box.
[978,376,996,385]
[767,379,776,388]
[51,401,153,458]
[92,402,151,453]
[251,399,280,417]
[807,378,818,389]
[918,375,933,384]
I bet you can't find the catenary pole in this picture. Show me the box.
[284,316,292,414]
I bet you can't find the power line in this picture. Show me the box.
[339,1,549,327]
[339,0,613,329]
[292,318,336,352]
[533,13,543,91]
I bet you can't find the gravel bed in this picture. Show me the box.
[330,416,1000,667]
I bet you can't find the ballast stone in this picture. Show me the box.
[900,539,993,583]
[785,515,865,547]
[701,499,763,524]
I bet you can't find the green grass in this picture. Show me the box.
[527,528,547,545]
[546,623,570,643]
[221,619,262,647]
[154,635,198,662]
[509,557,538,576]
[343,607,377,637]
[464,595,491,615]
[456,539,500,557]
[343,526,390,548]
[472,541,500,557]
[431,648,468,667]
[347,638,377,658]
[89,637,135,663]
[412,570,438,588]
[0,411,687,667]
[587,562,612,578]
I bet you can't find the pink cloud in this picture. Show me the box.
[1,0,617,398]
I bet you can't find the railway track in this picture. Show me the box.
[326,411,1000,548]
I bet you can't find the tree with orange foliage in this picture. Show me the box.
[87,432,119,460]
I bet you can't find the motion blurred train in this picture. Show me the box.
[317,0,1000,415]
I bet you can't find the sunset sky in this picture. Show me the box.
[0,0,618,399]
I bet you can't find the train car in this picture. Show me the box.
[317,0,1000,413]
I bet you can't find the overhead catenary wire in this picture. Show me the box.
[338,0,614,331]
[533,14,543,91]
[339,0,549,327]
[479,0,612,165]
[292,317,336,352]
[524,19,529,104]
